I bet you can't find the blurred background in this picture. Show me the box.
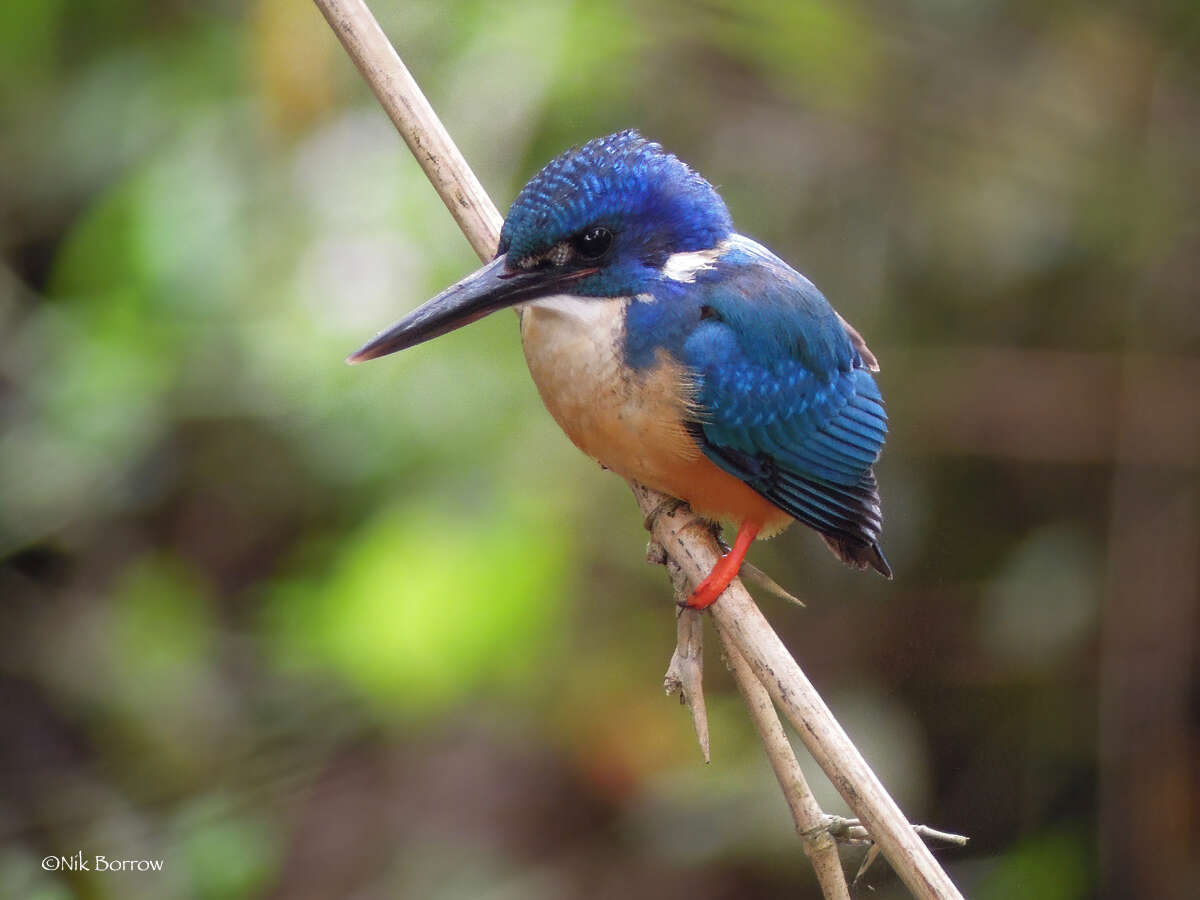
[2,1,1198,897]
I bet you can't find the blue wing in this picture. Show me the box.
[677,237,891,575]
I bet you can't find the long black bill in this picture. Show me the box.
[348,254,584,364]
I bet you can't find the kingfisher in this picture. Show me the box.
[350,130,890,608]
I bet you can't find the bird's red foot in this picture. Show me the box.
[683,520,760,609]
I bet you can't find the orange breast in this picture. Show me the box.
[520,295,792,536]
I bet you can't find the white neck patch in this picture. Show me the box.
[660,241,729,283]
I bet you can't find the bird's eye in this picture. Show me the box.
[571,226,613,260]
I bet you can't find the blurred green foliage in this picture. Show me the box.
[2,1,1198,898]
[265,497,568,715]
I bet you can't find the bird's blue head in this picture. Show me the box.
[350,130,734,361]
[498,130,733,296]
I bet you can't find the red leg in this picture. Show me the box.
[684,520,761,610]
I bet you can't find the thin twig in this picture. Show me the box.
[737,559,806,607]
[827,817,970,848]
[312,2,965,897]
[720,632,851,899]
[826,815,970,886]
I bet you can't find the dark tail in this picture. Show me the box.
[808,467,892,578]
[822,534,892,578]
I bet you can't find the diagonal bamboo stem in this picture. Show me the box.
[311,2,965,897]
[719,630,851,899]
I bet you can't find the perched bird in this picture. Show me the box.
[350,130,890,608]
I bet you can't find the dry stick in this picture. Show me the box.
[313,0,501,260]
[829,818,970,849]
[638,486,963,899]
[720,633,852,899]
[312,2,964,898]
[656,514,966,892]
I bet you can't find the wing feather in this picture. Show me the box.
[678,238,890,575]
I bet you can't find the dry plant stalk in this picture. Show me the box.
[719,627,852,899]
[312,1,965,897]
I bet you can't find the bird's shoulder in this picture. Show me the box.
[671,236,888,486]
[691,236,867,374]
[623,234,876,377]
